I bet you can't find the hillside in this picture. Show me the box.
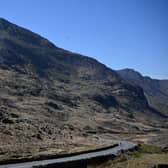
[117,69,168,117]
[0,18,167,161]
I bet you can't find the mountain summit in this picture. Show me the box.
[0,18,167,161]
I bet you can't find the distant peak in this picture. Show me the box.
[117,68,144,80]
[119,68,142,75]
[121,68,138,72]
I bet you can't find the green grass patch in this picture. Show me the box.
[128,144,163,159]
[138,144,163,154]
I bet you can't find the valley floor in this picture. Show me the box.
[0,130,168,163]
[88,144,168,168]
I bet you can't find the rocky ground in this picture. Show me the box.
[0,18,167,162]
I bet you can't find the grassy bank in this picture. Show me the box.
[88,144,168,168]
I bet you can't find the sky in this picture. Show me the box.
[0,0,168,79]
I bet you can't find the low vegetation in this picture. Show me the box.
[88,144,168,168]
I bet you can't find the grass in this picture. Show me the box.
[88,144,168,168]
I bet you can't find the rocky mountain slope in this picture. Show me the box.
[0,18,167,160]
[117,69,168,117]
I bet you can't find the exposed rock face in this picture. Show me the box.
[117,69,168,117]
[0,18,167,160]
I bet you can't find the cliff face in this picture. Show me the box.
[0,18,167,160]
[117,68,168,117]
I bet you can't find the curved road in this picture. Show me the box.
[0,141,137,168]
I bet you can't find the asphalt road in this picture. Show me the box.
[0,141,137,168]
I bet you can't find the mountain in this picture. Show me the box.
[117,69,168,117]
[0,18,167,161]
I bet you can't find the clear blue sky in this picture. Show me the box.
[1,0,168,79]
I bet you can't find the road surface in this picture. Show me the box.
[0,141,137,168]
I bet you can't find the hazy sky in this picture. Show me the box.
[1,0,168,79]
